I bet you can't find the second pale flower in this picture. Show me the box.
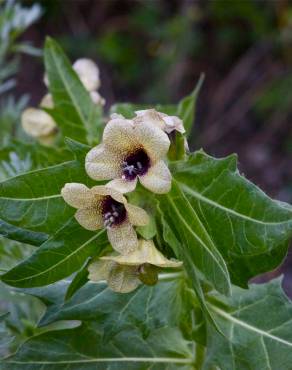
[61,183,149,254]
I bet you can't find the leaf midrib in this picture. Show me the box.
[180,183,292,226]
[6,357,193,365]
[210,304,292,348]
[50,44,89,132]
[166,193,230,293]
[3,228,105,284]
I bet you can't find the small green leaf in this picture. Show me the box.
[65,137,90,161]
[176,74,204,137]
[65,259,90,301]
[110,103,177,119]
[1,218,107,288]
[0,219,47,246]
[44,37,103,144]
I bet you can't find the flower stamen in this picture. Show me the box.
[102,196,127,228]
[122,149,150,181]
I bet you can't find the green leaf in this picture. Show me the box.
[0,141,71,181]
[44,37,103,144]
[176,74,204,137]
[65,137,91,161]
[158,180,231,297]
[0,220,47,246]
[1,218,107,288]
[4,323,193,369]
[0,159,90,235]
[205,278,292,370]
[159,214,222,336]
[36,277,190,337]
[174,150,292,287]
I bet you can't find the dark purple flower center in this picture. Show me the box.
[122,148,150,181]
[102,196,126,228]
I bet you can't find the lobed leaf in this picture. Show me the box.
[205,278,292,370]
[173,150,292,287]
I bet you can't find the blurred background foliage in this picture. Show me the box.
[0,0,292,354]
[7,0,291,203]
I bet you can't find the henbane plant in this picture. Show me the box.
[1,37,292,369]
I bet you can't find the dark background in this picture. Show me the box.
[17,0,292,292]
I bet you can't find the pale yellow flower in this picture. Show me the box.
[90,91,105,106]
[135,109,185,134]
[44,58,105,106]
[40,93,54,109]
[21,107,57,145]
[85,116,171,194]
[72,58,101,92]
[88,239,182,293]
[61,183,149,254]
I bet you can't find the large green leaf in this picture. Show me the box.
[173,150,292,287]
[204,278,292,370]
[1,218,107,288]
[0,158,90,235]
[158,180,231,297]
[36,277,190,339]
[4,323,193,369]
[44,37,102,144]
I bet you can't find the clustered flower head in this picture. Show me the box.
[21,58,104,144]
[59,71,184,292]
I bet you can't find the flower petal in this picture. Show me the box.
[135,109,165,131]
[103,118,138,155]
[75,207,103,231]
[107,220,138,254]
[40,94,54,109]
[21,108,56,138]
[139,160,171,194]
[88,259,114,282]
[102,239,182,268]
[90,91,105,106]
[61,183,96,209]
[107,264,140,293]
[85,144,121,181]
[73,58,100,91]
[91,185,126,204]
[133,120,170,162]
[125,204,149,226]
[106,177,137,194]
[163,115,185,134]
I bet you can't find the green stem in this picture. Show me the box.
[194,342,206,370]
